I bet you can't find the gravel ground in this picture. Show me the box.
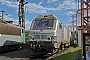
[76,49,82,60]
[0,49,34,60]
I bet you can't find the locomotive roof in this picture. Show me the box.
[33,14,68,30]
[34,14,57,20]
[0,19,24,29]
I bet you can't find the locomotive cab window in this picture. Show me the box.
[33,19,54,29]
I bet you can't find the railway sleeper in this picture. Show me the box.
[51,48,59,55]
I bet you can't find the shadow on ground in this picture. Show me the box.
[70,44,78,48]
[0,49,32,59]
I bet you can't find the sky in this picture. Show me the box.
[0,0,78,30]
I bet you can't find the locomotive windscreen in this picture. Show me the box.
[33,20,54,29]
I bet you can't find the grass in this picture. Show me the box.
[51,45,81,60]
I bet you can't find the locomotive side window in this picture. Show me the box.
[59,23,62,28]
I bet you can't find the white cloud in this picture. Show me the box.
[47,0,58,3]
[62,14,64,15]
[0,0,77,14]
[26,3,57,13]
[65,23,71,27]
[57,0,76,10]
[39,2,43,5]
[4,15,15,21]
[3,15,31,30]
[25,20,32,30]
[26,3,47,13]
[65,11,75,16]
[26,0,76,13]
[0,0,18,8]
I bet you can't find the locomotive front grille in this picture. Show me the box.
[35,35,40,39]
[34,35,47,39]
[41,35,47,39]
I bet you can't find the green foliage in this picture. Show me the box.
[52,45,81,60]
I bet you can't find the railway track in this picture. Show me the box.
[0,48,48,60]
[0,45,69,60]
[29,52,57,60]
[29,48,68,60]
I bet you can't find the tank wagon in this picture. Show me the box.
[0,19,25,51]
[28,14,70,53]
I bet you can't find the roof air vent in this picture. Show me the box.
[44,15,47,17]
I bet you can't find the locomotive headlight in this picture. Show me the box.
[29,36,32,40]
[51,36,54,40]
[48,37,50,40]
[29,36,34,40]
[32,37,34,40]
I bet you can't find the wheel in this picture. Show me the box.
[51,48,59,54]
[64,43,67,49]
